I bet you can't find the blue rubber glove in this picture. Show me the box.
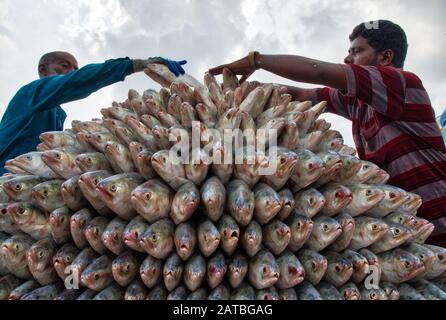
[150,57,187,76]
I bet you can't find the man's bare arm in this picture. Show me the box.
[209,53,347,92]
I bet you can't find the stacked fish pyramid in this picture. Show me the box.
[1,64,446,300]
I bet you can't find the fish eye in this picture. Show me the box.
[266,200,270,206]
[296,222,301,228]
[87,158,92,164]
[38,251,44,258]
[43,190,49,197]
[152,235,157,242]
[308,163,314,170]
[55,153,61,160]
[438,254,445,262]
[366,189,372,196]
[389,192,396,199]
[94,274,100,280]
[145,193,152,200]
[280,157,286,164]
[370,293,376,299]
[15,184,22,191]
[309,197,314,205]
[335,192,341,198]
[372,224,378,231]
[26,156,32,161]
[133,231,139,238]
[15,244,20,251]
[94,227,100,235]
[162,157,166,162]
[399,217,404,223]
[311,262,317,270]
[263,266,268,274]
[1,208,7,214]
[323,224,329,232]
[404,261,411,269]
[110,185,117,192]
[394,228,400,235]
[346,161,351,166]
[124,264,131,272]
[60,217,65,223]
[18,208,26,214]
[335,264,342,272]
[65,256,71,263]
[419,254,425,261]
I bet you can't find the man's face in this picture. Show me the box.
[344,36,380,66]
[41,53,79,77]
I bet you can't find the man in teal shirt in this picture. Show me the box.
[0,51,187,175]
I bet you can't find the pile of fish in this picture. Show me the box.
[1,64,446,300]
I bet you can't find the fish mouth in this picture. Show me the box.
[344,291,361,300]
[41,153,59,165]
[96,185,114,202]
[141,268,156,278]
[178,242,189,252]
[2,244,12,255]
[103,233,120,245]
[53,259,65,270]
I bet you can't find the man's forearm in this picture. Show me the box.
[283,85,314,102]
[256,54,347,91]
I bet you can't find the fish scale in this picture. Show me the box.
[1,64,445,300]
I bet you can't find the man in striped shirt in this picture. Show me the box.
[210,20,446,246]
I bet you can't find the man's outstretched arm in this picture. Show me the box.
[209,53,347,91]
[33,57,186,112]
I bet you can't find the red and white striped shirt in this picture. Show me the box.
[310,64,446,246]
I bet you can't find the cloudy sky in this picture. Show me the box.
[1,0,445,147]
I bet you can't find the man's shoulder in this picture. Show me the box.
[376,65,423,87]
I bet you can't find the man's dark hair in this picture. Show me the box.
[350,20,408,68]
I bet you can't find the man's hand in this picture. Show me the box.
[133,57,187,76]
[208,54,257,83]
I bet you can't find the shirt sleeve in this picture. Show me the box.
[307,87,354,120]
[32,57,134,111]
[340,64,428,120]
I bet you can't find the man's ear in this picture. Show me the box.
[38,63,48,77]
[378,49,394,67]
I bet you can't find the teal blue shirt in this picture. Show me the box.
[0,57,134,175]
[441,108,446,146]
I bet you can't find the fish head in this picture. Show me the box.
[396,252,425,280]
[8,202,35,225]
[13,152,43,172]
[27,239,55,271]
[366,218,389,238]
[228,254,248,280]
[174,223,195,258]
[316,217,342,244]
[303,189,326,214]
[2,235,32,263]
[53,246,77,273]
[151,150,172,174]
[341,285,361,300]
[41,150,69,171]
[78,171,110,194]
[3,176,40,199]
[96,177,128,208]
[399,193,423,213]
[81,264,110,289]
